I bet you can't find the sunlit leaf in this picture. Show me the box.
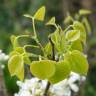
[73,21,86,43]
[30,60,56,79]
[65,30,80,42]
[23,14,33,19]
[15,47,25,54]
[49,60,71,84]
[44,42,52,56]
[8,55,24,80]
[34,6,46,21]
[70,40,83,52]
[82,17,91,35]
[65,50,89,75]
[46,17,55,26]
[79,9,92,15]
[64,15,73,24]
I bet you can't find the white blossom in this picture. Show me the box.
[14,72,86,96]
[0,49,9,68]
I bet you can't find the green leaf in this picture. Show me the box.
[73,21,86,43]
[82,17,91,35]
[23,14,33,19]
[30,60,56,79]
[34,6,46,21]
[23,53,31,64]
[50,28,61,51]
[15,47,25,54]
[65,50,89,75]
[64,15,73,24]
[10,35,16,46]
[65,30,80,42]
[8,55,24,80]
[79,9,92,15]
[46,17,55,26]
[9,51,20,57]
[10,35,19,48]
[70,40,83,52]
[44,42,52,56]
[49,60,71,84]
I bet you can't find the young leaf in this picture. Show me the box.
[50,28,61,51]
[30,60,56,79]
[82,17,91,35]
[64,15,73,24]
[23,14,33,19]
[79,9,92,15]
[44,42,52,56]
[49,60,71,84]
[65,50,89,75]
[15,47,25,54]
[46,17,55,26]
[8,55,24,80]
[10,35,19,48]
[34,6,46,21]
[73,21,86,43]
[65,30,80,42]
[70,40,83,52]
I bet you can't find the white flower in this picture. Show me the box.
[0,49,9,69]
[14,72,86,96]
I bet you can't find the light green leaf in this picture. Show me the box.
[23,14,33,19]
[70,40,83,52]
[65,50,89,75]
[46,17,55,26]
[10,35,19,48]
[8,55,24,80]
[49,60,71,84]
[82,17,91,35]
[9,51,20,57]
[34,6,46,21]
[50,28,61,51]
[44,42,52,56]
[15,47,25,54]
[64,15,73,24]
[30,60,56,79]
[79,9,92,15]
[65,30,80,42]
[10,35,16,46]
[73,21,86,43]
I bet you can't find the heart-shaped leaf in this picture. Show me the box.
[30,60,56,79]
[65,50,89,75]
[49,60,71,84]
[65,30,80,42]
[8,55,24,80]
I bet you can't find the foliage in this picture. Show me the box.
[7,6,89,90]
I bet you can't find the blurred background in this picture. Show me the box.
[0,0,96,96]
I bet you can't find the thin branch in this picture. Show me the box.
[43,37,55,96]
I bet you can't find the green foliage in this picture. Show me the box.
[30,60,56,79]
[65,50,88,75]
[65,30,80,42]
[49,60,71,84]
[8,55,24,80]
[8,6,89,84]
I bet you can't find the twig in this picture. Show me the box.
[43,37,55,96]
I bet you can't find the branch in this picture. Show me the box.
[43,37,55,96]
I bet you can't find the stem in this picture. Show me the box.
[43,37,55,96]
[32,18,45,54]
[32,18,37,38]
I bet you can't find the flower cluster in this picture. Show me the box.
[0,49,9,68]
[14,72,86,96]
